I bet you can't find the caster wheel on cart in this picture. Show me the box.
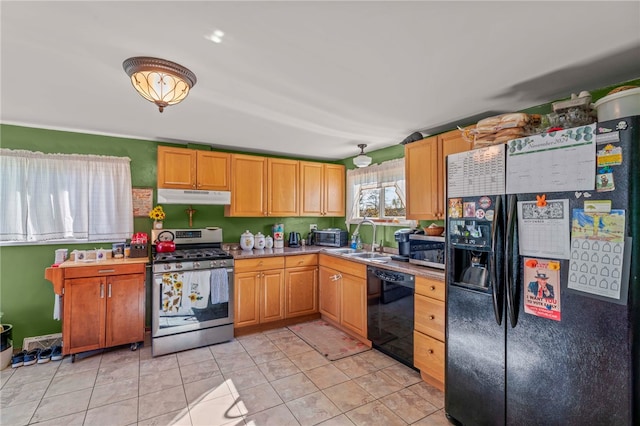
[130,342,139,351]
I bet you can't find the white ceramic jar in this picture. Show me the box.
[265,235,274,248]
[254,232,266,250]
[240,230,254,251]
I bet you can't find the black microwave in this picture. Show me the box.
[409,234,445,269]
[314,229,349,247]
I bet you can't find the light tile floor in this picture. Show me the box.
[1,327,449,425]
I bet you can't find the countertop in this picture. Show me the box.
[56,257,149,268]
[230,246,445,280]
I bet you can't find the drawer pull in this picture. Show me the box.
[258,261,263,266]
[430,286,436,291]
[99,269,116,274]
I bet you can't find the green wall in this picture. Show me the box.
[0,126,341,346]
[1,77,638,347]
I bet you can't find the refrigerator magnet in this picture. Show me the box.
[596,144,622,167]
[596,172,615,192]
[449,198,463,218]
[463,202,476,218]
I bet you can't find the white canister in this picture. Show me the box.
[265,235,274,249]
[96,249,109,262]
[240,230,255,251]
[254,232,266,250]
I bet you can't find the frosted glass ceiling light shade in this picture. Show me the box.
[123,57,197,113]
[353,144,372,168]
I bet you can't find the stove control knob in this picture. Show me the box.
[163,264,171,271]
[176,263,183,269]
[211,260,218,268]
[194,262,200,269]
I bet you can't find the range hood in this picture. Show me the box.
[157,188,231,205]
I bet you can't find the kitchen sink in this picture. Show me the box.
[323,248,360,254]
[344,252,390,259]
[323,248,393,263]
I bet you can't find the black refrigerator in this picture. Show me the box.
[444,116,639,425]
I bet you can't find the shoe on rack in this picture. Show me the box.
[23,349,40,366]
[11,350,27,368]
[50,345,63,361]
[38,348,52,364]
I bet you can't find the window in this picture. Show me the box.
[0,149,134,244]
[346,158,415,227]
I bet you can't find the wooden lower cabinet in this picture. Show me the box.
[414,275,446,390]
[234,257,285,328]
[318,254,367,340]
[46,262,146,358]
[285,255,318,318]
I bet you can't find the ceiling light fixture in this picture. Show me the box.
[353,144,372,168]
[122,57,197,113]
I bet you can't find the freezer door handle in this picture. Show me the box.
[505,194,518,328]
[490,194,503,325]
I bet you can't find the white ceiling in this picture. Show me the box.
[2,1,639,161]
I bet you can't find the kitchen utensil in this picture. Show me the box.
[288,232,301,247]
[156,241,176,252]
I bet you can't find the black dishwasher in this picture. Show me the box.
[367,265,416,369]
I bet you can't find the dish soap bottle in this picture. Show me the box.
[351,234,358,249]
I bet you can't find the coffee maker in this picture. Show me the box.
[392,228,413,261]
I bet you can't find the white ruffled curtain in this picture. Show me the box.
[1,149,133,242]
[346,158,413,226]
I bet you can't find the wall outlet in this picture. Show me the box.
[310,224,317,231]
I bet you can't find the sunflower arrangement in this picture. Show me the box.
[149,205,166,221]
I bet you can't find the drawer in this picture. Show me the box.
[63,263,145,278]
[285,254,318,268]
[235,256,284,272]
[415,275,445,301]
[414,330,445,384]
[414,294,445,341]
[319,254,366,279]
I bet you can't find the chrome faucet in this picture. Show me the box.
[352,218,376,252]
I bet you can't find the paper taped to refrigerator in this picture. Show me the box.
[517,199,571,259]
[568,209,626,300]
[505,124,596,194]
[447,144,506,198]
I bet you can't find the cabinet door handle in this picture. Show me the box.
[100,283,104,299]
[108,283,112,298]
[98,269,116,274]
[428,349,434,354]
[429,315,435,320]
[430,286,436,291]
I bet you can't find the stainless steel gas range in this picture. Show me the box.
[150,227,234,357]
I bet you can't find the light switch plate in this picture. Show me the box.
[310,224,317,231]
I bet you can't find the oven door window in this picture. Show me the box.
[154,269,232,335]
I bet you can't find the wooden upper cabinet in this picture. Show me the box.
[157,146,196,189]
[438,128,473,216]
[406,136,439,220]
[299,161,345,217]
[268,158,299,216]
[196,151,231,190]
[405,129,473,220]
[227,154,268,217]
[323,164,346,217]
[157,146,230,190]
